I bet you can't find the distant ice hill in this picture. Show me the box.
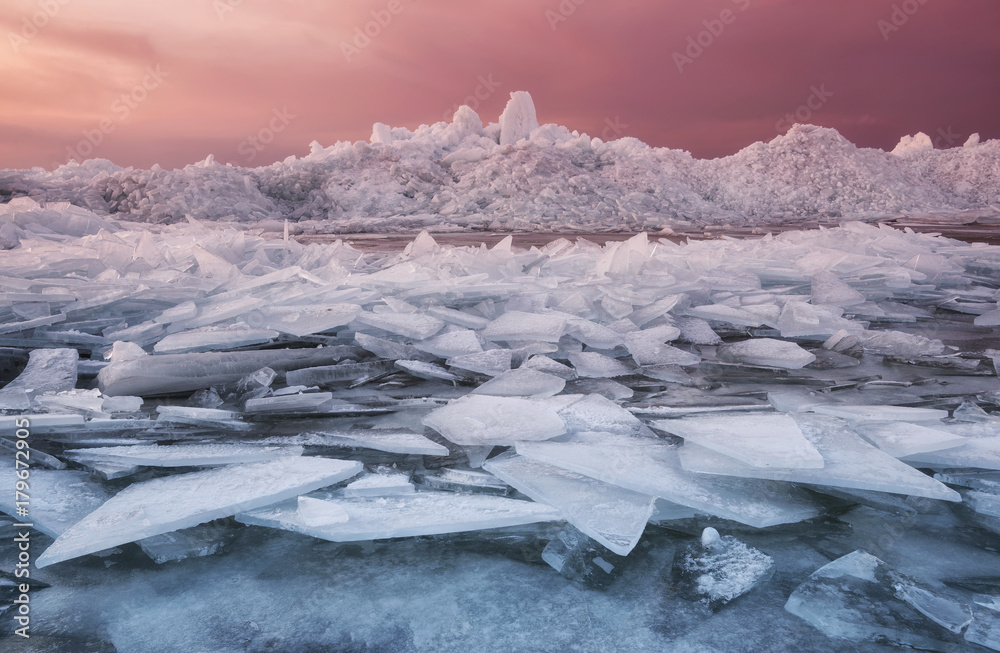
[1,91,997,233]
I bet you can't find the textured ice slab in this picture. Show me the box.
[966,608,1000,650]
[256,303,361,337]
[0,462,110,538]
[623,333,700,367]
[685,304,768,327]
[137,522,236,564]
[296,496,349,526]
[470,368,565,398]
[354,311,444,339]
[343,472,414,497]
[446,349,512,376]
[286,360,395,386]
[541,525,626,588]
[811,271,866,307]
[423,394,566,446]
[483,453,655,555]
[902,436,1000,470]
[97,348,348,396]
[153,324,279,354]
[413,329,483,358]
[517,438,821,527]
[280,430,450,456]
[653,414,824,469]
[64,443,303,467]
[36,456,362,567]
[244,392,333,413]
[785,550,972,649]
[567,351,632,378]
[672,528,775,610]
[850,421,968,458]
[237,491,561,541]
[813,404,949,422]
[679,414,960,501]
[156,405,251,431]
[481,311,566,342]
[0,347,78,408]
[716,338,816,369]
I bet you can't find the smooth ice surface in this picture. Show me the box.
[64,443,304,467]
[272,430,450,456]
[716,338,816,369]
[482,311,566,342]
[237,491,561,541]
[343,472,414,497]
[422,394,567,446]
[568,351,633,378]
[850,421,968,458]
[483,453,656,555]
[654,413,825,469]
[902,436,1000,470]
[517,438,821,527]
[812,405,950,422]
[36,456,363,567]
[679,414,960,502]
[153,324,279,354]
[355,311,444,340]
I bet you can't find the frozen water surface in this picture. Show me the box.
[3,120,1000,648]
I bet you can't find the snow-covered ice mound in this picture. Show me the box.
[3,92,998,233]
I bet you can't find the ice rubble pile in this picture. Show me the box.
[4,218,1000,648]
[3,91,999,233]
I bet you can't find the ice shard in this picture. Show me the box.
[36,456,363,567]
[679,414,960,501]
[484,453,655,555]
[0,347,78,408]
[236,491,561,541]
[64,443,303,467]
[716,338,816,369]
[517,437,821,527]
[850,421,968,458]
[653,413,825,469]
[422,394,567,446]
[470,368,566,398]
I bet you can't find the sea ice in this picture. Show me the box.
[716,338,816,369]
[672,527,775,610]
[36,456,362,567]
[516,438,821,527]
[343,472,414,497]
[64,443,303,467]
[236,491,561,541]
[470,368,565,397]
[484,453,656,555]
[850,421,968,458]
[654,413,825,469]
[481,311,566,342]
[812,405,949,422]
[422,394,566,446]
[678,414,960,501]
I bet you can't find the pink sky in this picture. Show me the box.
[1,0,997,170]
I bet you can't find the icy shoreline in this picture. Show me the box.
[2,91,998,233]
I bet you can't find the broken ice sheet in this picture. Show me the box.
[679,414,960,502]
[481,310,566,342]
[672,527,775,610]
[716,338,816,369]
[653,413,825,469]
[420,468,512,495]
[354,310,444,339]
[152,323,279,354]
[541,524,628,589]
[470,368,565,398]
[137,521,237,564]
[812,404,949,422]
[483,453,656,555]
[422,394,566,446]
[567,351,633,378]
[254,303,361,337]
[343,472,414,497]
[0,347,78,408]
[269,430,450,456]
[63,443,304,467]
[35,456,362,567]
[901,436,1000,471]
[0,462,110,538]
[850,421,968,458]
[236,491,561,541]
[516,437,821,528]
[785,550,972,649]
